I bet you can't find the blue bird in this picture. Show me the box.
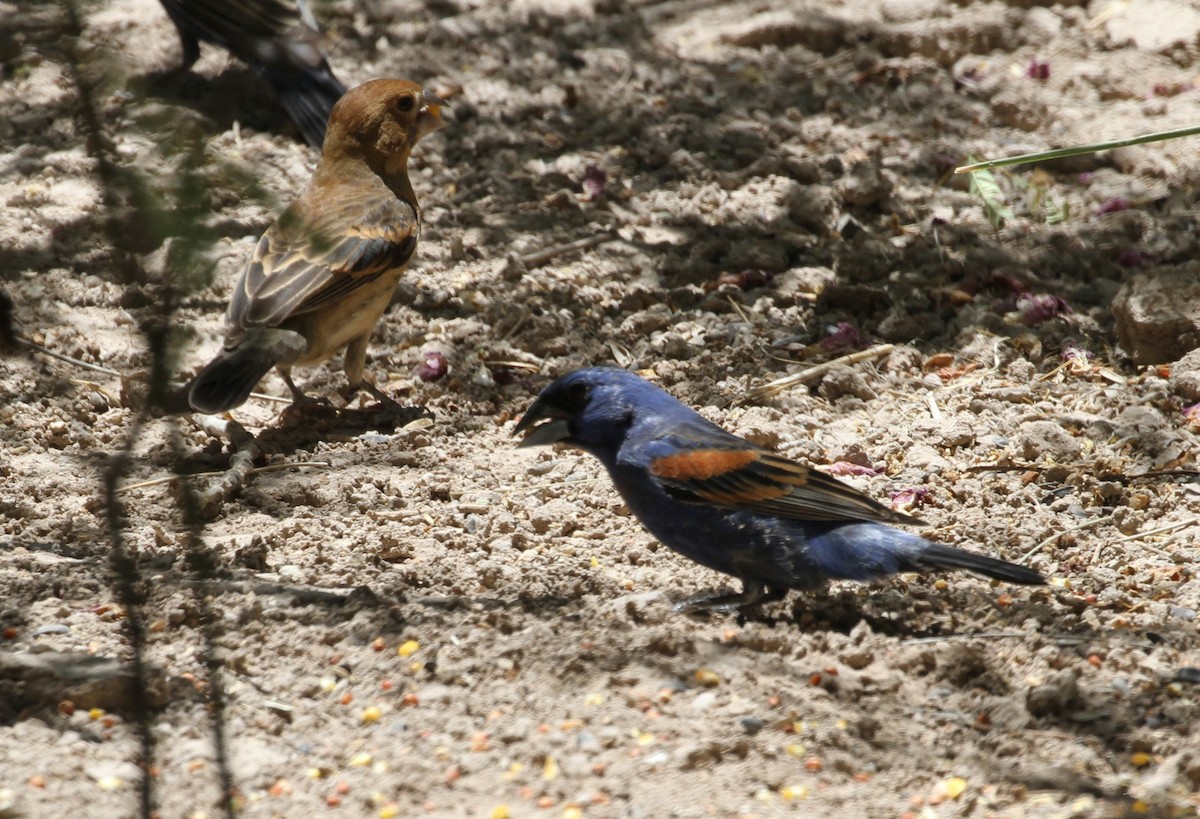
[514,367,1045,613]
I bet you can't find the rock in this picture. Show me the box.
[1026,669,1082,718]
[1113,270,1200,364]
[1105,0,1200,51]
[0,651,170,714]
[818,366,878,402]
[1168,348,1200,401]
[738,716,765,735]
[1017,420,1082,462]
[774,266,835,302]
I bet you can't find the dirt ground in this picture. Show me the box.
[3,0,1200,816]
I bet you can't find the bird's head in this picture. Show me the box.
[325,78,447,175]
[514,367,670,456]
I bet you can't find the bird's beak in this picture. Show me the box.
[417,89,450,138]
[513,399,572,448]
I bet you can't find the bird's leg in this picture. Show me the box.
[341,335,404,410]
[280,367,319,406]
[674,581,787,614]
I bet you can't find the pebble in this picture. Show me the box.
[739,717,765,735]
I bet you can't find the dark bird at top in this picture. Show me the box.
[158,0,346,147]
[515,367,1046,613]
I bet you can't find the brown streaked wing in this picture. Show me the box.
[224,196,417,344]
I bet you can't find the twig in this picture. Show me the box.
[901,631,1027,646]
[516,231,617,268]
[741,344,895,403]
[1094,517,1198,562]
[20,337,121,376]
[119,461,330,494]
[21,336,291,406]
[1020,515,1113,563]
[188,416,264,518]
[925,393,942,423]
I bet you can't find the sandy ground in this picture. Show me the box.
[3,0,1200,816]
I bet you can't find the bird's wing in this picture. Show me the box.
[171,0,301,40]
[224,194,417,345]
[637,422,920,525]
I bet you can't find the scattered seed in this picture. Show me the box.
[361,706,382,724]
[694,669,720,687]
[397,640,420,657]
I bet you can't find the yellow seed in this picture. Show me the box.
[379,804,400,818]
[408,661,424,674]
[590,557,599,568]
[543,755,559,781]
[88,708,104,721]
[785,743,806,757]
[585,693,604,706]
[397,640,420,657]
[348,753,373,767]
[1131,800,1149,814]
[1131,752,1152,768]
[490,807,511,819]
[694,669,720,687]
[96,776,123,791]
[942,777,967,799]
[361,706,383,724]
[780,784,809,801]
[563,807,583,819]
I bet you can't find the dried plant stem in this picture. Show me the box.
[741,344,895,403]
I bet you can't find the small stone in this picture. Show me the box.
[739,716,765,735]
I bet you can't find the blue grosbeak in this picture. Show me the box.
[158,0,345,147]
[514,367,1045,612]
[177,79,446,414]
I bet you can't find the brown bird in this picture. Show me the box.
[178,78,446,415]
[158,0,346,147]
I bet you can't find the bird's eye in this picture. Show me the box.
[394,95,416,113]
[565,382,589,407]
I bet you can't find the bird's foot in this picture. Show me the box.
[673,583,787,615]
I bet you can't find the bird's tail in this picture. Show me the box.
[801,522,1046,586]
[262,63,346,149]
[185,347,280,414]
[908,542,1046,586]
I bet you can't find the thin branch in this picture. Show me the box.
[740,344,895,404]
[1019,515,1113,564]
[119,461,331,494]
[516,230,618,268]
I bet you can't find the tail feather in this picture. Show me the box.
[912,542,1046,586]
[186,349,279,414]
[263,65,345,148]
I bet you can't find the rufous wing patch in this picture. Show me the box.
[651,449,760,480]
